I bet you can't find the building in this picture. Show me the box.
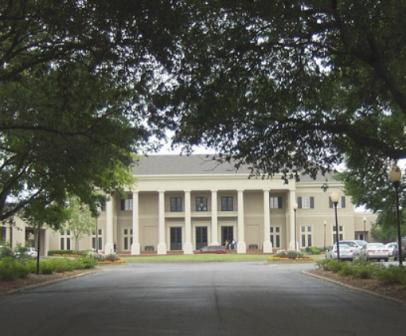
[1,155,376,255]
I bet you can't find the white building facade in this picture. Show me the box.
[1,155,376,255]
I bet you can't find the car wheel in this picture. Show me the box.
[384,258,388,262]
[394,255,398,261]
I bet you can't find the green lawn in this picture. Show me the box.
[121,254,321,263]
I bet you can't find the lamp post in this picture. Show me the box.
[389,163,403,266]
[323,221,327,251]
[293,203,298,251]
[363,216,367,242]
[331,191,340,261]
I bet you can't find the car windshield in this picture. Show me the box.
[369,243,384,248]
[341,241,357,247]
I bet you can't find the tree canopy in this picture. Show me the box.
[2,0,406,225]
[151,0,406,182]
[0,0,188,223]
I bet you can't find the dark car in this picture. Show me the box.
[393,247,406,261]
[193,245,226,254]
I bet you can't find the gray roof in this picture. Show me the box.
[132,155,337,183]
[133,155,251,175]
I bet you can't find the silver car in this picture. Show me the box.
[359,243,389,262]
[326,244,354,261]
[339,240,364,257]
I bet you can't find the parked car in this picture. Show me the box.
[24,247,38,258]
[193,245,226,254]
[385,242,398,257]
[326,244,354,261]
[359,243,389,262]
[393,247,406,261]
[338,240,364,257]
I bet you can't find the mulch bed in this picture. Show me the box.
[0,268,97,295]
[308,269,406,303]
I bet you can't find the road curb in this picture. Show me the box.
[302,271,406,305]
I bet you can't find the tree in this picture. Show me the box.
[335,158,406,242]
[0,0,189,223]
[64,196,95,252]
[22,197,69,274]
[147,0,406,181]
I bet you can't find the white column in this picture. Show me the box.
[131,191,141,255]
[157,190,167,254]
[289,189,297,250]
[211,190,219,245]
[237,189,247,253]
[43,229,50,257]
[263,190,272,253]
[184,190,193,254]
[105,197,114,254]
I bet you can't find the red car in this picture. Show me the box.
[193,245,226,254]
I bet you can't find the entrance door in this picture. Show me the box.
[221,226,234,246]
[196,227,208,249]
[170,227,182,250]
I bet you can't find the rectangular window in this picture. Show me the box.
[196,197,208,211]
[92,229,103,251]
[300,226,312,248]
[329,196,346,208]
[121,198,133,211]
[270,226,281,248]
[332,226,344,243]
[221,197,233,211]
[270,197,283,209]
[170,197,182,212]
[298,196,314,209]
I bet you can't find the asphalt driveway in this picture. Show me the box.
[0,262,405,336]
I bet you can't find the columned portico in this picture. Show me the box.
[237,189,246,253]
[157,190,167,254]
[105,198,114,254]
[263,190,272,253]
[184,190,193,254]
[131,191,141,255]
[211,190,219,245]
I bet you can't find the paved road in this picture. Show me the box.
[1,262,405,336]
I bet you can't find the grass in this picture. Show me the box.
[122,254,320,263]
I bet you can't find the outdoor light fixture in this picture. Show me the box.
[389,163,403,266]
[293,202,298,250]
[323,220,327,252]
[330,191,340,261]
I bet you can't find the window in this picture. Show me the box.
[196,197,208,211]
[122,228,133,251]
[329,196,346,208]
[92,229,103,251]
[121,198,133,211]
[270,197,283,209]
[221,197,233,211]
[332,225,344,242]
[170,197,182,212]
[270,226,281,248]
[101,202,106,211]
[60,231,71,250]
[298,196,314,209]
[301,226,312,248]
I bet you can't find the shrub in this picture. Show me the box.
[309,247,321,255]
[49,258,76,273]
[0,257,31,281]
[338,262,355,277]
[48,250,73,256]
[81,257,97,269]
[0,245,15,260]
[276,251,305,259]
[40,260,55,274]
[376,265,406,286]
